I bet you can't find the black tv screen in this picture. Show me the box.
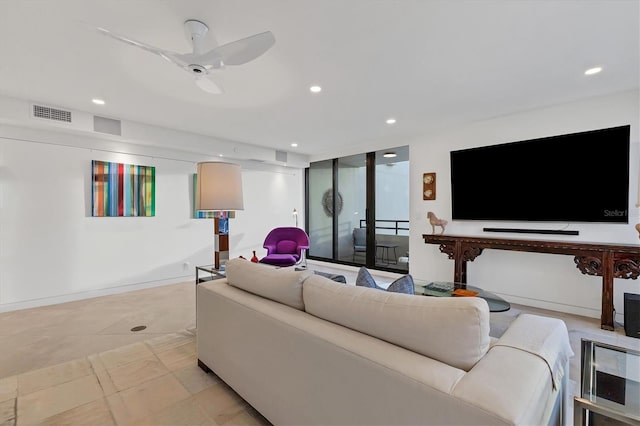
[450,125,630,223]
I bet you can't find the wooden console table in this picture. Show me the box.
[422,234,640,330]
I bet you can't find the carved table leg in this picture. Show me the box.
[453,240,467,283]
[455,261,467,284]
[601,251,614,331]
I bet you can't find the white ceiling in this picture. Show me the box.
[0,0,637,159]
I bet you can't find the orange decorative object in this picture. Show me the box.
[452,288,479,297]
[251,250,259,263]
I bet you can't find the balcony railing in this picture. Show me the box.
[359,219,409,235]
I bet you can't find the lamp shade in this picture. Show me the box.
[196,162,244,211]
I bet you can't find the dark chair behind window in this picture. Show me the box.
[352,227,367,261]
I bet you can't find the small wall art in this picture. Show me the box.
[92,160,155,217]
[423,172,436,200]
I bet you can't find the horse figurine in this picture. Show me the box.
[427,211,448,235]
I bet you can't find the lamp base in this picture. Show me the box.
[214,217,230,269]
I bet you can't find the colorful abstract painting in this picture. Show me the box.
[92,160,155,217]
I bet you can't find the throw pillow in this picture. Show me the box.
[355,267,415,295]
[355,266,382,289]
[386,275,415,294]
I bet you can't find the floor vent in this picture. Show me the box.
[93,115,122,136]
[32,104,72,123]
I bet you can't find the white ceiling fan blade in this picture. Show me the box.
[197,31,275,66]
[97,26,187,67]
[195,76,223,94]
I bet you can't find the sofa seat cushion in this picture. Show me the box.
[226,258,311,310]
[259,253,299,266]
[303,275,490,371]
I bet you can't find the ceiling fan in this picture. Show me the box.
[97,20,275,94]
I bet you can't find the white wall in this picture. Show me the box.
[233,166,304,259]
[0,124,304,311]
[409,90,640,321]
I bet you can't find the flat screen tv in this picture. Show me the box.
[450,125,630,223]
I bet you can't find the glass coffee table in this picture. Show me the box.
[574,338,640,425]
[414,281,511,312]
[195,264,226,284]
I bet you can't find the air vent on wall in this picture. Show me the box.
[32,104,72,123]
[93,115,122,136]
[275,150,287,163]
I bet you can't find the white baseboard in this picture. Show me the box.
[0,275,194,313]
[497,293,628,323]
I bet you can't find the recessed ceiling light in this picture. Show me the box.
[291,143,298,147]
[386,118,397,125]
[584,67,602,76]
[219,154,224,157]
[309,85,322,93]
[383,152,397,158]
[92,98,105,105]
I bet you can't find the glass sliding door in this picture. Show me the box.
[308,160,333,259]
[337,154,367,265]
[374,146,410,272]
[306,146,409,272]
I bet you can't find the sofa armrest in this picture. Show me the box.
[451,314,573,425]
[493,314,574,390]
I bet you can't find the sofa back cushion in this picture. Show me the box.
[303,275,490,371]
[276,240,298,254]
[226,258,311,310]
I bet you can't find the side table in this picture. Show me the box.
[375,243,398,264]
[195,265,226,327]
[196,264,226,284]
[574,338,640,425]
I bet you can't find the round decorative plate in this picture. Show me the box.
[322,189,343,217]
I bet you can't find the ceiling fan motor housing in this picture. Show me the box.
[184,20,209,41]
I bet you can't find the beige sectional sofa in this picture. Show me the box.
[197,259,573,425]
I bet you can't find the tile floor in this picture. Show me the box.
[0,329,270,425]
[1,261,638,425]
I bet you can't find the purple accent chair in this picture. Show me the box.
[259,227,310,268]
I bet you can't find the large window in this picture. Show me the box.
[306,147,409,272]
